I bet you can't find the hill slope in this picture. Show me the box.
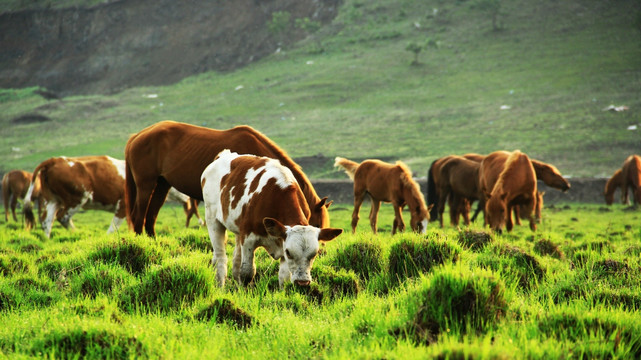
[1,0,640,180]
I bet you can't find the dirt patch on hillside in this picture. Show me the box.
[0,0,341,96]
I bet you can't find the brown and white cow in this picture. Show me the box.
[24,156,127,238]
[2,169,42,222]
[166,187,204,227]
[201,150,343,288]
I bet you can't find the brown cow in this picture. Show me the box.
[427,153,485,226]
[201,150,342,288]
[24,156,127,238]
[621,155,641,205]
[479,150,538,232]
[124,121,331,237]
[3,170,41,222]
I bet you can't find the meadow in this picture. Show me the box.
[0,201,639,359]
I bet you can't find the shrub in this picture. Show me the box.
[477,244,545,291]
[119,260,213,313]
[331,241,382,280]
[195,298,254,329]
[533,239,565,259]
[72,263,133,298]
[89,238,163,275]
[388,236,460,285]
[393,266,507,344]
[457,230,493,251]
[31,328,148,359]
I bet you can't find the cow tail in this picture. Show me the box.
[426,159,439,221]
[124,160,137,229]
[333,157,359,181]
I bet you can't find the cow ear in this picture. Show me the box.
[318,228,343,242]
[263,217,287,238]
[315,197,331,211]
[427,204,435,211]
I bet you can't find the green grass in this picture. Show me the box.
[1,0,640,179]
[0,201,639,358]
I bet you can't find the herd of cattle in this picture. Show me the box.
[1,120,640,287]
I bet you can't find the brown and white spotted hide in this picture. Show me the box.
[24,156,127,238]
[201,150,342,288]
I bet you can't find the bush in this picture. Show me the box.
[457,230,493,251]
[119,260,213,313]
[477,244,545,290]
[89,238,163,275]
[331,241,382,280]
[195,298,254,329]
[393,266,507,344]
[31,328,148,359]
[388,236,460,285]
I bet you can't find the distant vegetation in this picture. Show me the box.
[1,0,639,180]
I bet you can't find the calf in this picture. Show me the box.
[24,156,127,238]
[201,150,342,288]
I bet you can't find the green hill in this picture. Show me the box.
[1,0,640,179]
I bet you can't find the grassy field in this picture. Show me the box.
[1,0,640,179]
[0,201,639,358]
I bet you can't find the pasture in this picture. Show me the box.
[0,201,639,358]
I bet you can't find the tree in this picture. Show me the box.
[268,11,292,46]
[405,38,438,65]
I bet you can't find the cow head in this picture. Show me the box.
[264,217,342,286]
[485,192,508,233]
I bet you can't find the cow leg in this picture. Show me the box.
[144,177,171,237]
[278,258,291,288]
[108,198,127,234]
[369,200,381,234]
[42,201,58,238]
[239,234,259,286]
[10,195,18,222]
[207,220,228,287]
[232,240,242,284]
[191,199,204,226]
[505,204,514,232]
[182,201,191,228]
[392,206,405,235]
[351,190,366,233]
[130,179,156,235]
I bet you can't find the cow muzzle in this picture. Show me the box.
[294,279,311,287]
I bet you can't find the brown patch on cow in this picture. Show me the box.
[248,169,266,195]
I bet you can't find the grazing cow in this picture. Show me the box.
[480,150,538,233]
[24,156,127,238]
[334,157,429,234]
[427,153,485,226]
[3,170,41,222]
[125,121,331,237]
[166,187,204,227]
[434,156,482,227]
[202,150,343,288]
[604,169,623,205]
[620,155,641,206]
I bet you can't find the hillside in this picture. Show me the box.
[1,0,640,181]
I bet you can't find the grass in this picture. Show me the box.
[0,200,639,358]
[1,0,640,179]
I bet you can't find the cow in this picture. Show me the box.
[3,170,41,222]
[201,150,343,288]
[23,156,127,238]
[124,121,331,238]
[166,187,204,227]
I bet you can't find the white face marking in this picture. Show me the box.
[282,225,321,284]
[420,219,428,234]
[107,157,126,180]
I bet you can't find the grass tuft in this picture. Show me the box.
[388,235,460,285]
[331,241,382,280]
[457,230,493,251]
[195,298,254,329]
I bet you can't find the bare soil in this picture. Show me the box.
[0,0,340,96]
